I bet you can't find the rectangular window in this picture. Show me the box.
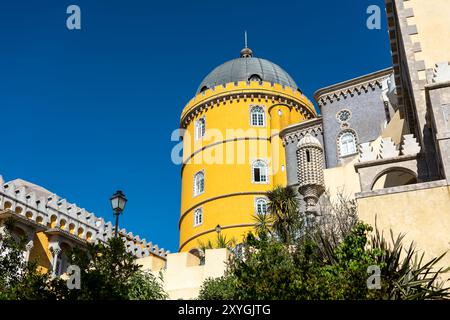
[258,113,264,126]
[254,168,261,182]
[251,113,258,126]
[253,167,267,183]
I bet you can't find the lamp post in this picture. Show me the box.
[110,190,127,238]
[215,224,222,235]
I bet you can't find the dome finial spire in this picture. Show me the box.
[240,31,253,58]
[244,30,248,48]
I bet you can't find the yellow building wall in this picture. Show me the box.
[29,232,52,273]
[179,81,316,252]
[405,0,450,77]
[323,156,361,201]
[357,183,450,272]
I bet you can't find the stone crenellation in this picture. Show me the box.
[358,134,421,162]
[0,179,168,259]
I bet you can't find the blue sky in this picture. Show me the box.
[0,0,391,252]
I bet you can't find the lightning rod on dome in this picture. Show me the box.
[244,30,248,48]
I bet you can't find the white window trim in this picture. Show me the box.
[193,170,205,197]
[251,159,269,184]
[195,116,206,141]
[254,197,268,215]
[249,105,266,127]
[337,130,358,158]
[193,207,203,227]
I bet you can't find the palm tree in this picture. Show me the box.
[265,186,302,244]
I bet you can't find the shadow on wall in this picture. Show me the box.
[372,168,417,190]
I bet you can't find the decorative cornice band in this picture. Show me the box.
[180,88,316,128]
[179,192,267,227]
[280,119,323,146]
[180,137,270,175]
[314,68,393,108]
[179,223,256,251]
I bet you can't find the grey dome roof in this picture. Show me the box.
[197,52,298,94]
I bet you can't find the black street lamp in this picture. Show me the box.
[110,190,127,238]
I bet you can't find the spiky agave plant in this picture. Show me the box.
[370,225,450,300]
[198,233,237,251]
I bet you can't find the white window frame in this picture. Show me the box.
[255,197,268,215]
[193,170,205,197]
[252,159,269,184]
[193,207,203,227]
[250,106,266,127]
[338,131,357,157]
[195,117,206,141]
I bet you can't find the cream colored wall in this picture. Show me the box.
[143,248,229,300]
[381,110,407,145]
[405,0,450,79]
[357,183,450,273]
[323,156,361,201]
[137,254,166,272]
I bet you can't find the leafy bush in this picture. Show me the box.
[199,188,450,300]
[0,220,168,300]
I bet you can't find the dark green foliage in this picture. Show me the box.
[198,188,450,300]
[0,220,167,300]
[0,220,66,300]
[128,270,168,300]
[63,237,167,300]
[63,237,141,300]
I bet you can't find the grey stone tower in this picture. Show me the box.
[296,133,325,216]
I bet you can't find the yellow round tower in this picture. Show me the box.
[179,47,317,252]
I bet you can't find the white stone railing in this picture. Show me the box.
[0,180,168,259]
[358,134,421,162]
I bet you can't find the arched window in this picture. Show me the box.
[193,208,203,226]
[339,131,357,157]
[193,171,205,196]
[255,198,268,215]
[250,106,265,127]
[249,74,262,82]
[252,160,268,183]
[195,117,206,140]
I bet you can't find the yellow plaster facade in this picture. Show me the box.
[357,182,450,271]
[404,0,450,76]
[179,80,317,252]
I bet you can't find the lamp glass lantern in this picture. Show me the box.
[110,190,127,214]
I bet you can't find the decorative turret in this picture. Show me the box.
[296,133,325,216]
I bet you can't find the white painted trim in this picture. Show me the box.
[193,207,204,227]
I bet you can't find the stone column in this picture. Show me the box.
[24,239,34,262]
[50,243,61,277]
